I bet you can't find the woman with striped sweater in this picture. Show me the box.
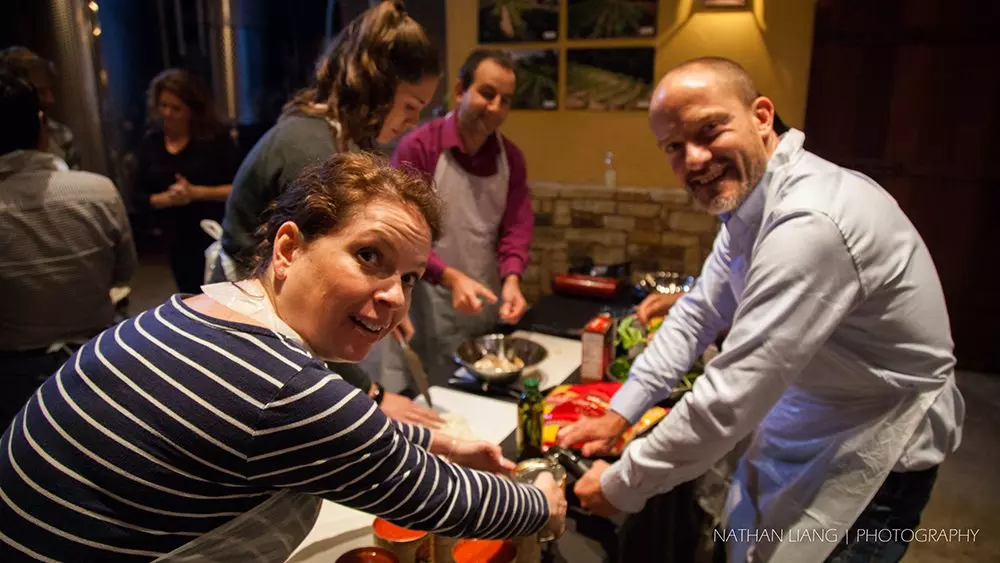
[0,152,565,562]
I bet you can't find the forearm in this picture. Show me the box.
[190,184,232,201]
[392,420,433,450]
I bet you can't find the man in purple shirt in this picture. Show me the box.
[365,48,534,389]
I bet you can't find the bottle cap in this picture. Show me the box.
[523,377,540,390]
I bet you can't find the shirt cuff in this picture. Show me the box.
[609,378,656,425]
[499,256,527,281]
[600,460,648,514]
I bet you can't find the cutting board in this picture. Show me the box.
[510,330,581,390]
[414,386,517,444]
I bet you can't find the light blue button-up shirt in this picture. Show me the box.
[603,130,965,515]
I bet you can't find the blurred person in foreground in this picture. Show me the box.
[0,70,136,429]
[0,152,566,562]
[559,57,964,563]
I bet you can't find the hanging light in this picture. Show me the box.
[92,26,102,37]
[88,1,99,12]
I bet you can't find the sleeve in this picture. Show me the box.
[390,130,435,178]
[601,211,864,513]
[325,361,373,395]
[496,142,533,279]
[391,420,433,450]
[610,231,738,423]
[423,251,448,285]
[248,364,549,539]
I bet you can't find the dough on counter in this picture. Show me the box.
[439,412,477,441]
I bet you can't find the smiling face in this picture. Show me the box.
[455,58,515,140]
[377,75,440,144]
[649,66,777,215]
[271,198,432,362]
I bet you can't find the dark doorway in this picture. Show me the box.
[804,0,1000,373]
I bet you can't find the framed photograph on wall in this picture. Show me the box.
[511,49,559,110]
[566,47,654,110]
[567,0,657,39]
[479,0,560,43]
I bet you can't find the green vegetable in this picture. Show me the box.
[616,315,646,351]
[609,356,631,382]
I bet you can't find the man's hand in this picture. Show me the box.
[574,460,619,517]
[636,292,683,325]
[442,267,497,315]
[446,439,517,474]
[556,410,630,457]
[499,275,528,324]
[379,392,444,429]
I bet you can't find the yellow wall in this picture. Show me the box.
[445,0,817,188]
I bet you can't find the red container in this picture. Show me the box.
[551,274,619,299]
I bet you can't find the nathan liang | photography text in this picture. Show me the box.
[715,527,980,545]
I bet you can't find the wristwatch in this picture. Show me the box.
[369,382,385,405]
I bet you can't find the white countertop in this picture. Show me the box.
[287,331,582,562]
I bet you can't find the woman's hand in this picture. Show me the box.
[534,472,567,538]
[379,392,444,429]
[446,439,516,474]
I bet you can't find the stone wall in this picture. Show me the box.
[522,182,719,303]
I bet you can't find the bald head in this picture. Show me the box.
[646,56,778,216]
[659,57,757,109]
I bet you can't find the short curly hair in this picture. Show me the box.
[251,151,443,278]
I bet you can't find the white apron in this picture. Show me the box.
[719,156,951,563]
[365,126,510,389]
[153,282,323,562]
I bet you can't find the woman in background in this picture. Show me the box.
[135,68,240,293]
[214,0,442,424]
[217,0,439,278]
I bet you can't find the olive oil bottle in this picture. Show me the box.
[516,377,544,461]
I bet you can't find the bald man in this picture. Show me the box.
[558,57,964,562]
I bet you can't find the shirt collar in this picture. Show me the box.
[0,150,68,178]
[443,111,500,157]
[721,129,806,239]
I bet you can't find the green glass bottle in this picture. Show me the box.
[516,377,545,461]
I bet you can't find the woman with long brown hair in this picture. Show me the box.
[214,0,442,425]
[135,68,240,293]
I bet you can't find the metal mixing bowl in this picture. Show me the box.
[454,334,548,386]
